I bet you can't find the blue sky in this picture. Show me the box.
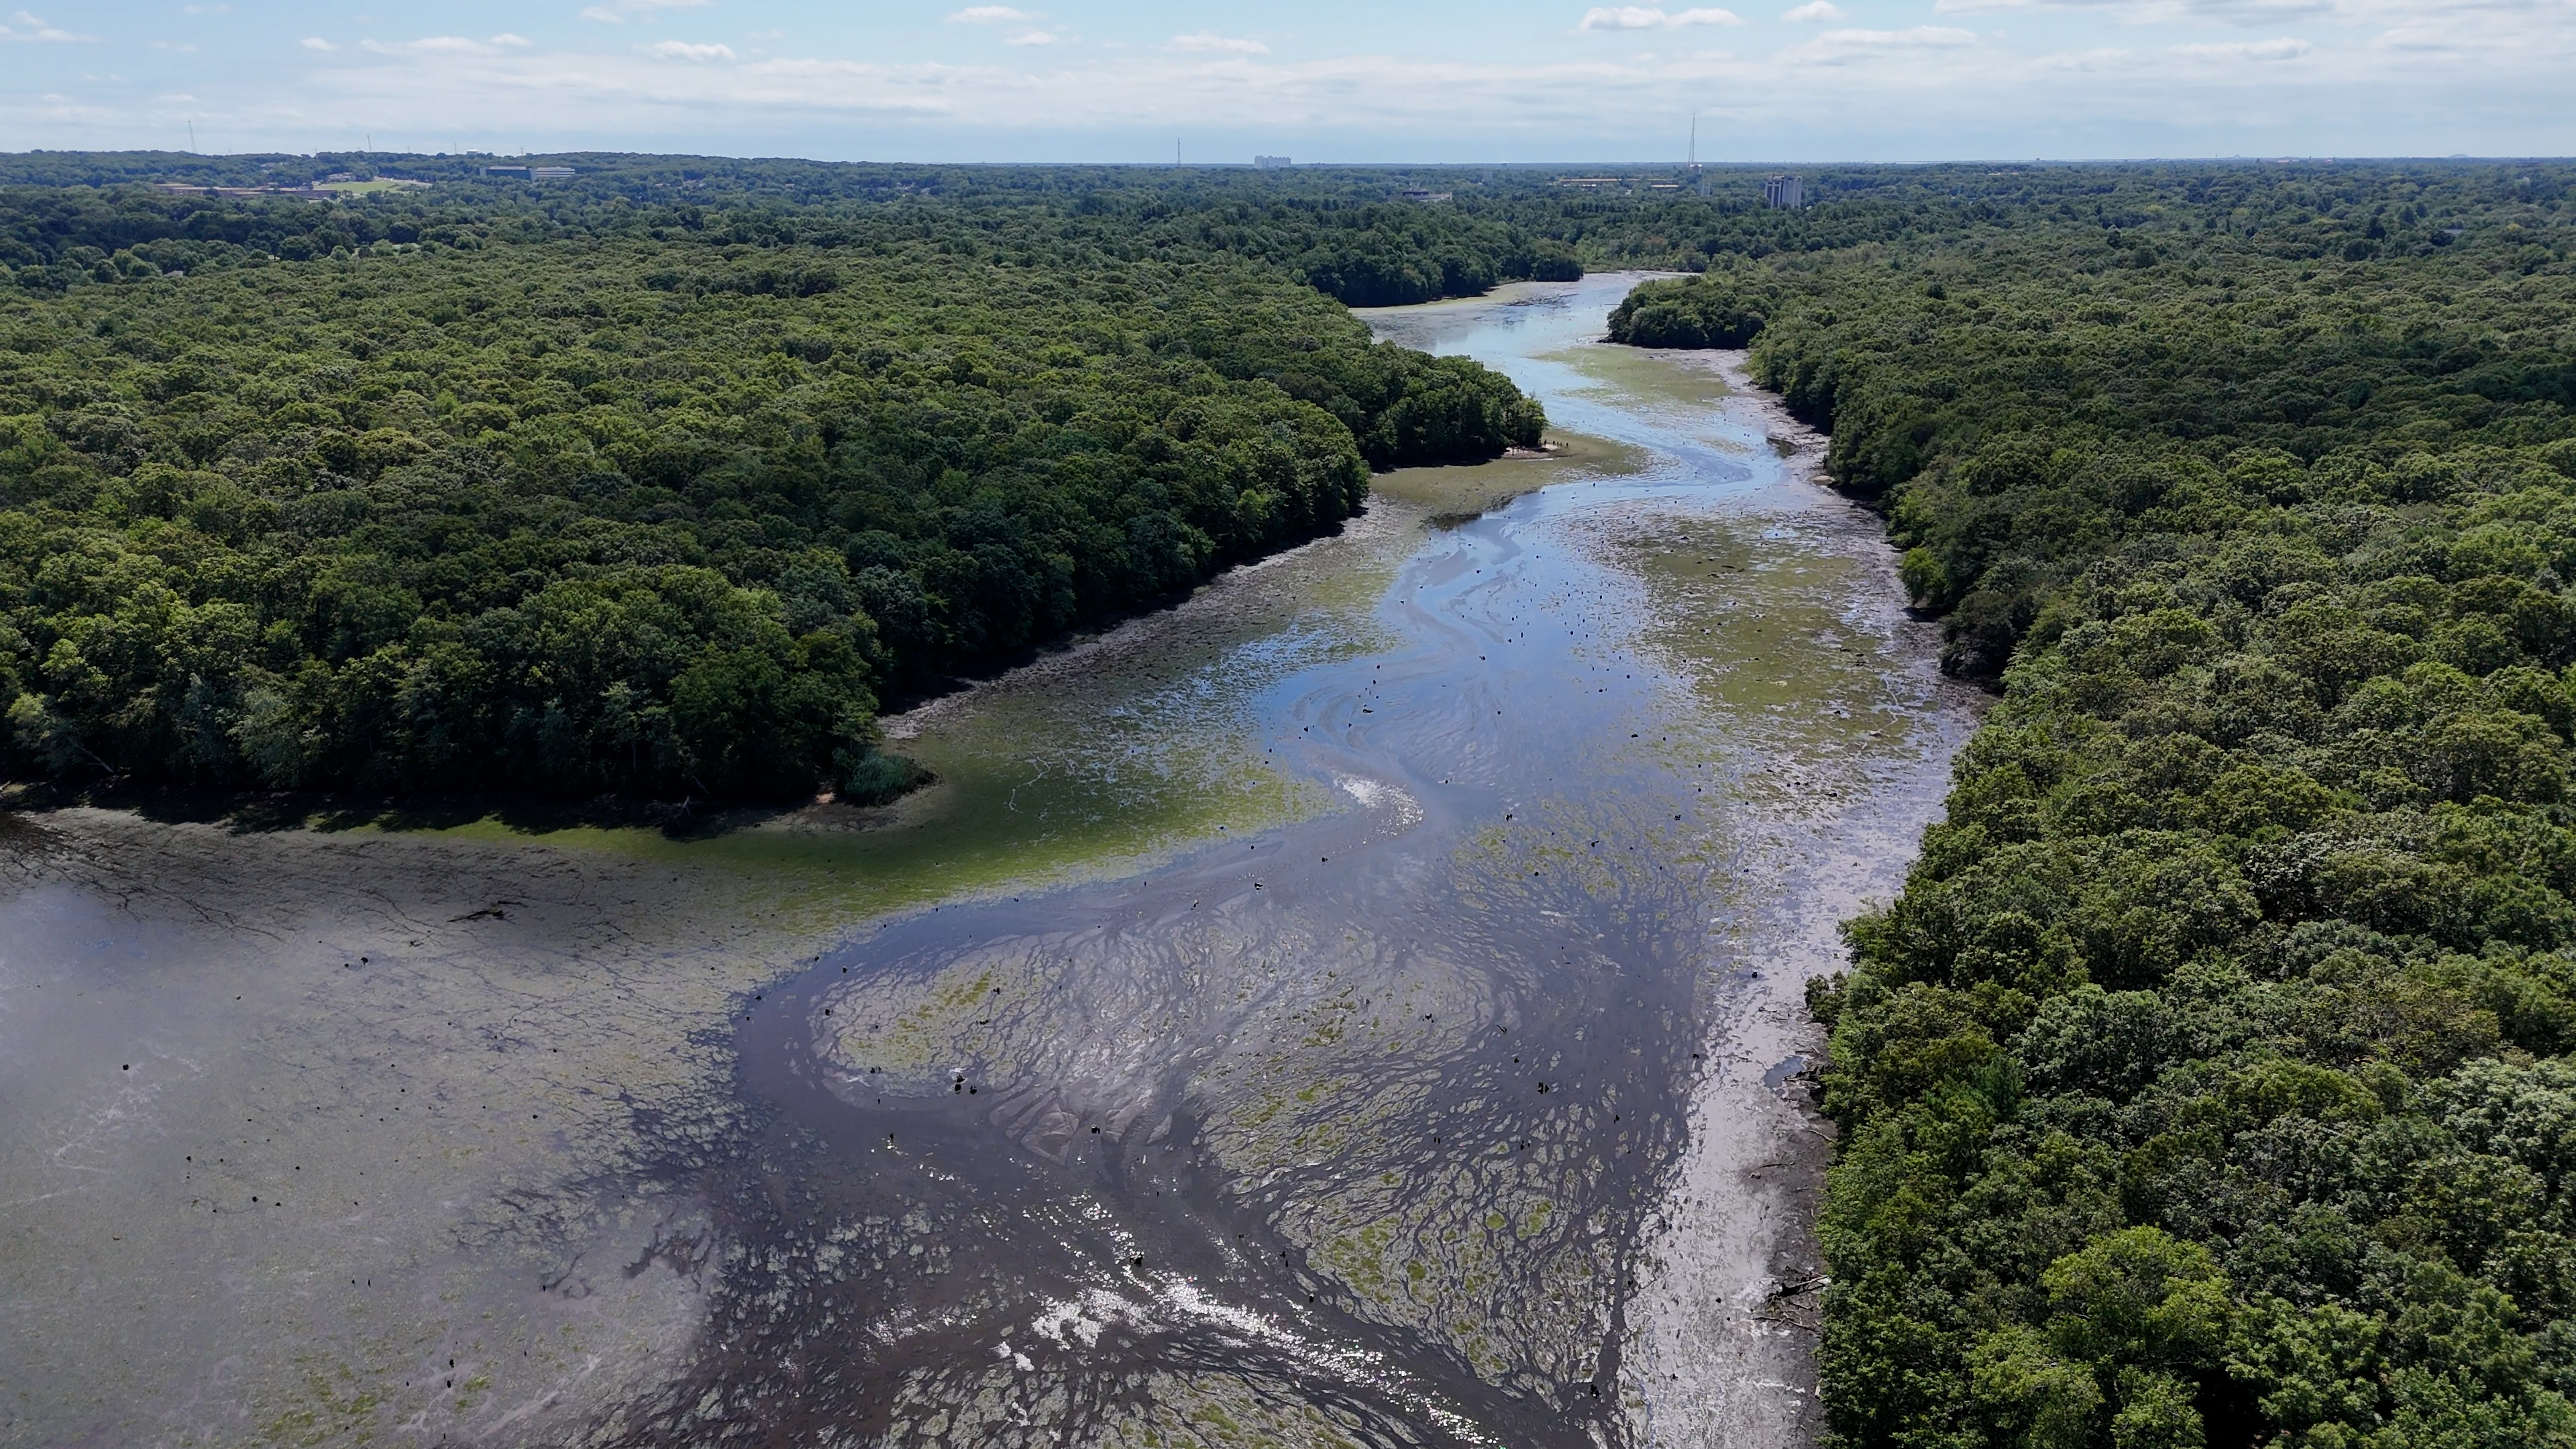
[5,0,2571,162]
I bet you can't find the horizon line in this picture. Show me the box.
[17,148,2575,168]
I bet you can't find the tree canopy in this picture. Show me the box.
[0,174,1551,801]
[1622,161,2576,1447]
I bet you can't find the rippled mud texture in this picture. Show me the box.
[602,278,1985,1449]
[0,810,773,1449]
[1,277,1979,1449]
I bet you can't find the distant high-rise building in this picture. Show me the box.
[1764,174,1805,209]
[1254,154,1291,169]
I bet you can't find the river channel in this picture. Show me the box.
[0,275,1981,1448]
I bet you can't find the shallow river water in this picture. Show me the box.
[0,275,1980,1449]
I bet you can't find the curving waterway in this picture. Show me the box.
[611,276,1985,1447]
[0,275,1981,1449]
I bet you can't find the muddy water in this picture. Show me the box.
[605,278,1983,1447]
[0,275,1978,1449]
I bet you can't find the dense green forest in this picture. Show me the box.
[1622,164,2576,1446]
[6,152,2259,808]
[0,153,1586,307]
[0,174,1555,800]
[15,150,2576,1442]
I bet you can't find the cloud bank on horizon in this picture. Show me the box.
[6,0,2571,161]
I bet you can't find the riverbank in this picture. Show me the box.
[1604,350,1983,1448]
[1,275,1979,1448]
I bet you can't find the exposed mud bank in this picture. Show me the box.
[0,810,779,1447]
[1604,352,1985,1449]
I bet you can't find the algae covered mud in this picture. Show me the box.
[0,276,1979,1448]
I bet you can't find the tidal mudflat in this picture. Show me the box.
[0,274,1980,1448]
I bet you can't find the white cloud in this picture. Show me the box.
[949,5,1037,21]
[1167,31,1268,52]
[2171,34,2310,56]
[582,0,711,19]
[1935,0,2344,17]
[1579,6,1660,26]
[491,34,533,46]
[1578,6,1742,30]
[23,0,2570,164]
[300,36,336,50]
[1839,25,1976,42]
[1,9,89,41]
[2036,44,2139,68]
[361,36,501,56]
[643,39,735,60]
[2179,0,2343,15]
[2369,15,2501,52]
[1006,29,1057,45]
[1805,25,1980,48]
[1781,1,1846,17]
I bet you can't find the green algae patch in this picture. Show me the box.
[415,753,1330,933]
[1595,513,1931,808]
[1371,431,1648,521]
[1544,343,1736,419]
